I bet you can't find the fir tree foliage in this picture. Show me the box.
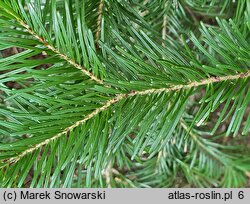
[0,0,249,187]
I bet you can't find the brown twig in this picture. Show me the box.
[95,0,105,45]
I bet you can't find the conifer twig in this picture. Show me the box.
[180,120,224,164]
[162,2,168,47]
[104,161,113,188]
[95,0,105,44]
[2,70,250,167]
[18,20,104,85]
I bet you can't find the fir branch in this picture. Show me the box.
[2,70,250,168]
[128,70,250,96]
[180,120,226,164]
[1,0,250,188]
[18,20,104,85]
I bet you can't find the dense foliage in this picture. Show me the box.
[0,0,249,187]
